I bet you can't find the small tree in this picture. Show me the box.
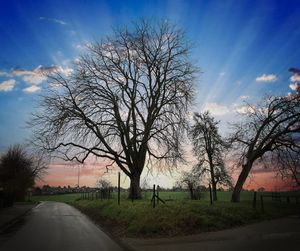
[0,145,47,202]
[96,178,112,189]
[230,93,300,202]
[190,111,231,201]
[257,187,265,192]
[179,167,202,200]
[96,178,112,200]
[30,20,198,200]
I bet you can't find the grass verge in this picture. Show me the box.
[32,192,300,238]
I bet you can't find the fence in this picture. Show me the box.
[252,191,300,213]
[81,187,112,200]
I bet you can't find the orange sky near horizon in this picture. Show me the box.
[36,162,292,192]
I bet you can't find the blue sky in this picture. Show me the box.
[1,0,300,151]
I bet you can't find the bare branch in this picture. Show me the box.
[29,20,198,199]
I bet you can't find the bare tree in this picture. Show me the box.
[179,168,202,200]
[275,148,300,188]
[30,20,197,199]
[190,111,231,201]
[96,178,112,189]
[229,93,300,202]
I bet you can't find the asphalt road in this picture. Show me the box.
[0,201,124,251]
[124,215,300,251]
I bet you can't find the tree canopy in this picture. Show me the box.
[190,111,232,201]
[230,94,300,202]
[30,20,198,199]
[0,145,47,202]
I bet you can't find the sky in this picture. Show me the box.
[0,0,300,190]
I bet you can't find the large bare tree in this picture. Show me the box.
[190,111,231,201]
[230,93,300,202]
[30,21,197,199]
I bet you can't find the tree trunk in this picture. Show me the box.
[189,185,194,200]
[209,159,218,201]
[212,180,217,201]
[231,160,254,202]
[128,174,142,200]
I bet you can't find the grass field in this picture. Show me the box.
[31,193,82,203]
[32,191,300,237]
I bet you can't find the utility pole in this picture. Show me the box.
[77,165,80,187]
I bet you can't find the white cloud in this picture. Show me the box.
[289,83,300,92]
[290,74,300,82]
[73,43,85,51]
[23,85,41,93]
[13,66,49,85]
[202,102,230,116]
[39,17,66,25]
[23,74,47,85]
[202,101,258,117]
[235,106,255,114]
[0,64,73,94]
[49,83,61,89]
[12,65,73,88]
[240,95,250,100]
[0,79,16,92]
[51,51,74,72]
[12,68,32,76]
[56,66,73,76]
[0,71,10,77]
[256,74,278,82]
[12,66,57,77]
[34,65,58,75]
[74,58,81,64]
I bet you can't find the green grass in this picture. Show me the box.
[31,191,300,238]
[32,191,300,237]
[31,193,81,203]
[71,198,299,237]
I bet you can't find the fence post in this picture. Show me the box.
[260,195,264,213]
[157,185,160,205]
[118,172,120,205]
[153,184,156,208]
[209,184,213,205]
[253,191,257,210]
[279,193,281,202]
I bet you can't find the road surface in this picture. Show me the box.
[124,215,300,251]
[0,201,124,251]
